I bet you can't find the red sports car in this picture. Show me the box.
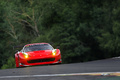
[15,43,62,68]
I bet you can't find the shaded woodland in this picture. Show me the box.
[0,0,120,69]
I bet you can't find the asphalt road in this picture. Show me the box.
[0,57,120,80]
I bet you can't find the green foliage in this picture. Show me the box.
[1,57,15,69]
[0,0,120,69]
[97,21,120,57]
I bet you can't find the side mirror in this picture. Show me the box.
[15,50,19,53]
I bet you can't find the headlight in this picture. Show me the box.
[52,49,56,56]
[23,52,28,58]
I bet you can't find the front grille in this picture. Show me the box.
[27,58,55,63]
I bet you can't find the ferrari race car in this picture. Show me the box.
[15,43,62,68]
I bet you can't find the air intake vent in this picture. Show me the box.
[27,58,55,63]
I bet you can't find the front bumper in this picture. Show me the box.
[19,55,62,67]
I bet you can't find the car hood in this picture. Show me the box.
[26,50,52,57]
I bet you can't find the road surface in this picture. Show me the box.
[0,57,120,80]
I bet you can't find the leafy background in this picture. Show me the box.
[0,0,120,69]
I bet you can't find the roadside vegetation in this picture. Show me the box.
[0,0,120,69]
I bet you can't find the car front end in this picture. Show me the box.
[18,49,62,67]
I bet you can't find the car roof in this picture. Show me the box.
[24,43,49,47]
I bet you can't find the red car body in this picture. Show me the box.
[15,43,62,68]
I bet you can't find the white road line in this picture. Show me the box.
[0,72,120,78]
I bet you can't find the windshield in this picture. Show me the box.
[23,44,54,52]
